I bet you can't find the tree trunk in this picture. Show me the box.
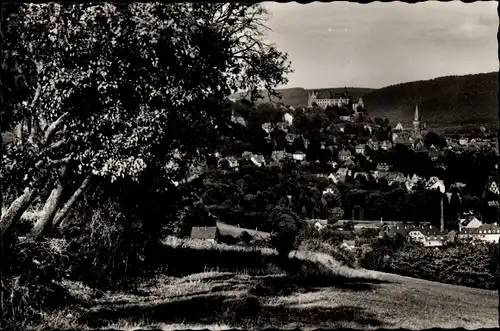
[0,187,38,236]
[30,166,69,239]
[52,176,91,228]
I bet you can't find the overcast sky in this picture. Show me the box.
[263,1,498,89]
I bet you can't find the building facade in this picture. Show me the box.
[308,88,364,111]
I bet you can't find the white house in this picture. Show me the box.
[459,223,500,243]
[283,113,294,126]
[458,216,482,232]
[292,152,306,161]
[322,187,335,196]
[458,138,469,146]
[425,177,445,194]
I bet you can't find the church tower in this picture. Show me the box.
[413,105,421,140]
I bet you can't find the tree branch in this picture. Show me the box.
[44,112,69,145]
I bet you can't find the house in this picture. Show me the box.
[190,226,220,243]
[336,167,350,182]
[364,124,373,135]
[367,139,379,151]
[283,112,294,126]
[340,115,352,122]
[313,219,328,231]
[261,122,273,134]
[338,149,352,162]
[459,223,500,243]
[458,138,469,146]
[343,158,356,168]
[381,224,414,238]
[271,150,288,162]
[394,122,404,131]
[488,182,500,196]
[425,177,445,193]
[353,172,369,181]
[408,228,446,247]
[459,216,482,231]
[218,157,239,169]
[380,140,393,150]
[322,187,336,195]
[328,173,339,184]
[385,172,406,185]
[428,147,440,160]
[355,144,366,155]
[341,240,356,250]
[292,152,306,162]
[250,154,265,167]
[415,140,425,150]
[377,163,390,171]
[285,133,296,144]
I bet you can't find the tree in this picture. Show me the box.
[1,3,292,238]
[424,132,447,149]
[329,207,344,223]
[269,206,303,259]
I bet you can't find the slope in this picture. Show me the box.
[363,72,499,130]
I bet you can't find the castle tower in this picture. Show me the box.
[413,105,421,140]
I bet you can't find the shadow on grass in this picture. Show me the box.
[80,293,386,329]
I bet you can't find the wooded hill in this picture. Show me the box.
[232,72,498,131]
[363,72,498,130]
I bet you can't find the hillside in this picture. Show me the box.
[38,249,498,330]
[363,72,499,130]
[231,72,498,132]
[231,87,375,106]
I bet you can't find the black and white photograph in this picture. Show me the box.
[1,1,499,330]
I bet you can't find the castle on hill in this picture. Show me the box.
[307,87,364,111]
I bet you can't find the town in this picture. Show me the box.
[202,87,498,250]
[1,2,499,330]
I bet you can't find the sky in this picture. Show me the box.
[262,1,498,89]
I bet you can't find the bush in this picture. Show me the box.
[361,239,500,290]
[62,196,163,290]
[0,233,72,328]
[269,206,303,259]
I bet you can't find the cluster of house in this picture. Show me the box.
[334,214,500,249]
[445,136,498,154]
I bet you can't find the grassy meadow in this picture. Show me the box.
[16,237,498,331]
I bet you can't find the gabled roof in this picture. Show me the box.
[190,226,218,240]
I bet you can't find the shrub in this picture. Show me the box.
[361,239,500,290]
[0,233,72,328]
[62,196,163,290]
[268,206,303,259]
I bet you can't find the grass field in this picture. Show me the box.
[26,246,498,331]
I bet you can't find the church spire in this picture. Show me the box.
[414,105,419,122]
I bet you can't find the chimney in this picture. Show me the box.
[440,195,445,232]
